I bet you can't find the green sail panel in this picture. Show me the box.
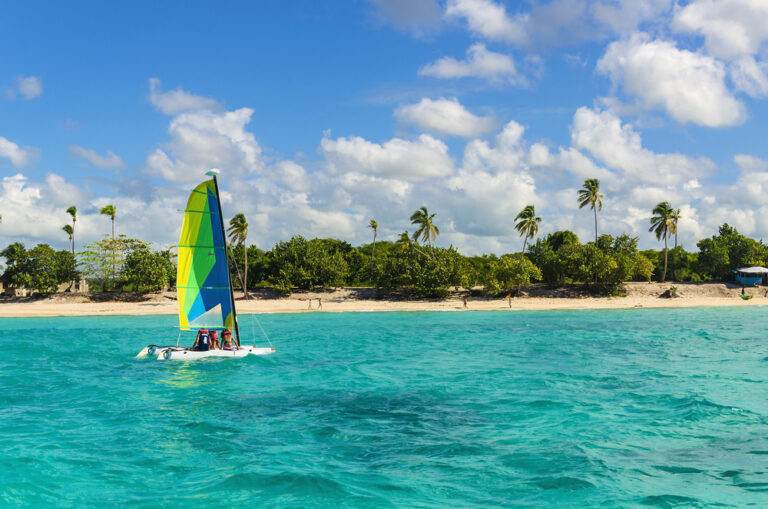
[177,180,234,330]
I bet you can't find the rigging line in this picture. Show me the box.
[175,329,181,347]
[253,314,274,349]
[227,247,272,348]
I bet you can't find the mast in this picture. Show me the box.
[210,171,242,347]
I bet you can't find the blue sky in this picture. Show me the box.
[2,0,768,254]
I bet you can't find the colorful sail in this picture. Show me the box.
[176,179,235,330]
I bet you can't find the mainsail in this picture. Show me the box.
[177,179,236,331]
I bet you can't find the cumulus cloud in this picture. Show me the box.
[69,145,125,169]
[273,160,310,192]
[445,0,528,45]
[148,78,220,115]
[394,97,495,137]
[419,43,523,84]
[673,0,768,59]
[0,173,94,247]
[320,132,454,181]
[0,136,37,168]
[569,106,715,187]
[146,107,265,183]
[597,34,746,127]
[442,0,671,50]
[446,120,539,237]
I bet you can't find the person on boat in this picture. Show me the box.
[209,329,220,350]
[221,329,237,350]
[192,329,212,351]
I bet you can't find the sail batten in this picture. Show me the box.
[177,179,234,331]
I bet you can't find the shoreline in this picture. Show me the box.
[1,282,766,317]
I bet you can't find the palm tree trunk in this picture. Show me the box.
[111,218,115,240]
[594,207,598,244]
[675,231,678,248]
[243,244,249,300]
[662,234,668,282]
[371,231,377,260]
[520,235,529,265]
[72,219,76,254]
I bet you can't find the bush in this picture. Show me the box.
[122,248,172,292]
[483,255,542,294]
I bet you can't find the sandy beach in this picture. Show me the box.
[0,282,766,318]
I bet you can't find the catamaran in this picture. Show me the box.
[136,169,275,360]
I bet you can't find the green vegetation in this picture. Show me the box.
[0,242,79,295]
[2,195,768,298]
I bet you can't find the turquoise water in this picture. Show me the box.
[2,308,768,507]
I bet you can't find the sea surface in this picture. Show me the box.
[2,307,768,508]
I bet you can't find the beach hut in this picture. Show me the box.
[733,266,768,286]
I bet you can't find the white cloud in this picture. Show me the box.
[0,136,36,168]
[729,56,768,97]
[273,160,310,192]
[597,34,745,127]
[14,76,43,100]
[69,145,125,169]
[419,43,523,84]
[445,0,527,45]
[592,0,672,34]
[529,143,554,167]
[422,120,542,247]
[569,106,714,186]
[735,153,768,172]
[148,78,220,115]
[320,132,454,181]
[394,97,495,137]
[673,0,768,59]
[0,173,93,248]
[146,107,265,183]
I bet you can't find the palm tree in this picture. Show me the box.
[66,206,77,254]
[577,178,604,243]
[650,201,675,282]
[100,204,116,239]
[227,213,249,299]
[62,225,74,252]
[397,231,412,252]
[368,219,378,260]
[670,208,681,248]
[410,206,440,256]
[514,205,542,265]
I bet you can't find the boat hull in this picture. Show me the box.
[141,345,275,360]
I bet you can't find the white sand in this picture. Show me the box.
[0,282,765,317]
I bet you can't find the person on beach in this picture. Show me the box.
[318,298,322,310]
[463,297,468,309]
[307,299,312,310]
[507,294,512,308]
[221,329,237,350]
[192,329,211,351]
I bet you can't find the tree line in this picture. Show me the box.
[1,179,766,297]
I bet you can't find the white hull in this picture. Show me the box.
[137,345,275,360]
